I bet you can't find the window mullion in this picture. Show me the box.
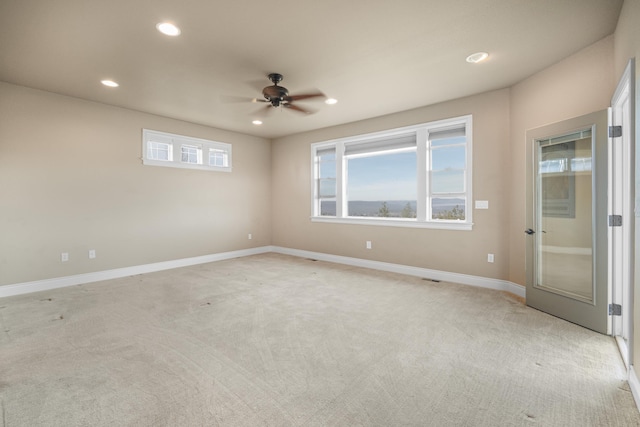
[427,133,434,221]
[465,119,473,225]
[335,142,346,218]
[172,140,180,165]
[416,128,427,222]
[312,151,320,216]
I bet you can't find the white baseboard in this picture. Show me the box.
[0,245,525,300]
[630,366,640,412]
[270,246,526,298]
[0,246,272,298]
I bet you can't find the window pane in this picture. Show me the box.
[432,198,466,220]
[148,141,171,161]
[432,169,465,193]
[432,145,465,168]
[319,178,336,198]
[317,148,336,216]
[181,145,200,164]
[318,149,336,163]
[540,159,567,174]
[344,132,416,156]
[432,145,465,193]
[320,158,336,179]
[320,200,336,216]
[209,148,228,167]
[571,157,591,172]
[430,135,466,147]
[347,150,416,217]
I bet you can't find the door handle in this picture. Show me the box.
[524,228,535,235]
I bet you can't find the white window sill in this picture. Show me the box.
[142,158,232,172]
[311,216,473,230]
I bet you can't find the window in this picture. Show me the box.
[208,148,229,168]
[147,140,172,161]
[311,115,472,229]
[142,129,231,172]
[180,144,201,164]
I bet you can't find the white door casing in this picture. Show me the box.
[609,58,635,366]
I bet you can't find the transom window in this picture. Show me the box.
[181,144,201,164]
[209,148,230,168]
[311,115,472,229]
[142,129,231,172]
[147,140,172,161]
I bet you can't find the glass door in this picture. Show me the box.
[525,110,609,334]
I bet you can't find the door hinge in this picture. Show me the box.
[609,304,622,316]
[608,215,622,227]
[609,125,622,138]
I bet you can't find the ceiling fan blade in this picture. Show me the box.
[221,95,268,104]
[254,104,274,117]
[284,103,315,114]
[286,91,325,102]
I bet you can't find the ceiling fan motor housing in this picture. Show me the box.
[263,84,289,106]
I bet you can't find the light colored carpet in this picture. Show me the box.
[0,253,638,426]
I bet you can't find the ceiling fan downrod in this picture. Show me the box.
[267,73,284,85]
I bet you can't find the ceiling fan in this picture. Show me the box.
[250,73,326,115]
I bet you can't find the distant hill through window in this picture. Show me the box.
[320,199,465,219]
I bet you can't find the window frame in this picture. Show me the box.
[142,129,232,172]
[310,115,473,230]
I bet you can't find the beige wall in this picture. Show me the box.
[0,82,271,286]
[508,35,616,286]
[272,89,511,280]
[613,0,640,371]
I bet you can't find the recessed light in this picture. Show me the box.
[466,52,489,63]
[252,120,263,125]
[156,22,181,36]
[101,80,119,88]
[325,98,338,105]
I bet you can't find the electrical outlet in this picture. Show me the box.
[61,252,69,262]
[89,249,96,259]
[248,233,252,240]
[366,241,372,249]
[487,253,494,263]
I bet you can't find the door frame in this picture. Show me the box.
[525,110,610,334]
[609,58,635,366]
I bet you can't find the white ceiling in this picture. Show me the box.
[0,0,623,139]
